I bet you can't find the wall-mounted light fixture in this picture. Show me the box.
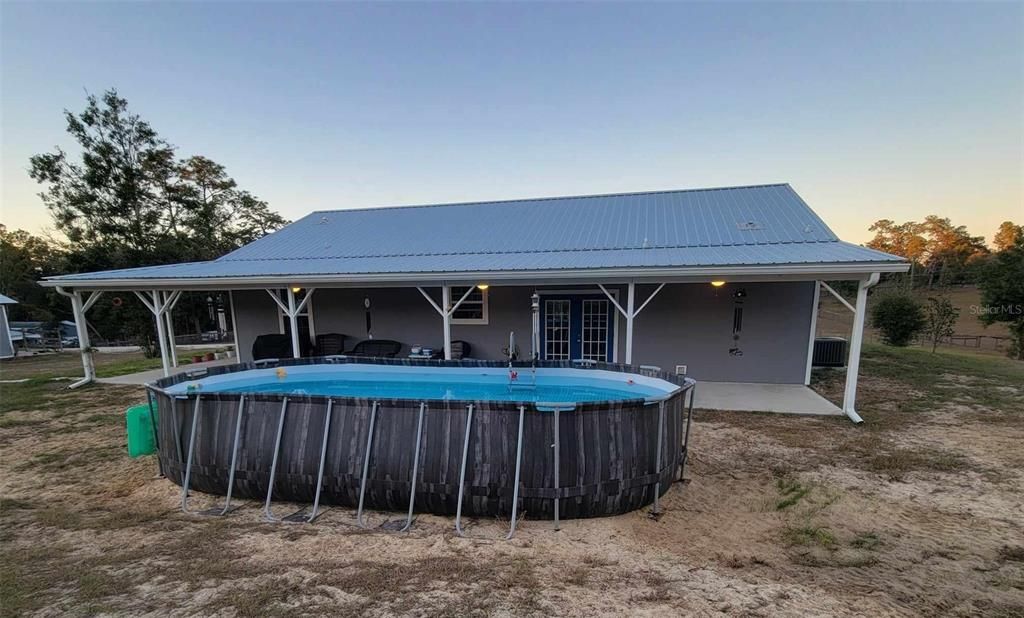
[710,280,726,287]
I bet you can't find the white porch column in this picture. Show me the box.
[599,282,665,366]
[163,292,178,368]
[624,283,636,365]
[152,291,172,377]
[442,285,452,360]
[286,287,301,358]
[69,291,96,386]
[418,285,476,361]
[842,273,880,423]
[804,281,821,385]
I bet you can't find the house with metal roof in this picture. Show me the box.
[42,183,908,421]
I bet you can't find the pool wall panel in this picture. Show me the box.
[151,358,693,519]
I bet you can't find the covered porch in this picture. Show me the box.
[49,273,881,423]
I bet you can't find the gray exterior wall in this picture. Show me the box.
[231,282,814,384]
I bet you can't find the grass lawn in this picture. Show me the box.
[0,345,1021,616]
[0,348,234,382]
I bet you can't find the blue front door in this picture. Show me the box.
[540,295,615,362]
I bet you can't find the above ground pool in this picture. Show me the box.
[147,357,695,527]
[165,363,673,404]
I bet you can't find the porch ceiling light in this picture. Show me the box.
[710,280,726,287]
[477,284,489,290]
[291,286,302,293]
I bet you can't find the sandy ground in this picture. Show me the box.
[1,347,1023,616]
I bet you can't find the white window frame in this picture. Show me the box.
[450,286,489,325]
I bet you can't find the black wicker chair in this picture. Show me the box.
[314,333,346,356]
[431,340,471,360]
[344,339,403,358]
[252,334,293,361]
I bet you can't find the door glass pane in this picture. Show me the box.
[545,300,570,360]
[581,299,609,361]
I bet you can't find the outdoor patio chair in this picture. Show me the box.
[313,333,346,356]
[344,339,403,358]
[252,334,293,361]
[431,340,471,360]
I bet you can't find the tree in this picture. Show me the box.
[867,217,989,288]
[977,236,1024,360]
[871,293,925,347]
[0,225,65,321]
[923,296,959,353]
[867,219,927,263]
[28,90,176,261]
[919,216,988,288]
[993,221,1023,253]
[27,89,290,343]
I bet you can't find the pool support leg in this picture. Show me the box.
[400,402,426,533]
[306,398,334,523]
[262,397,289,522]
[180,395,202,513]
[553,406,560,531]
[652,399,665,515]
[506,404,526,540]
[207,396,246,516]
[681,384,695,477]
[146,389,164,478]
[454,403,474,537]
[355,400,378,528]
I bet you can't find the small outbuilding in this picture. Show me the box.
[42,183,908,420]
[0,294,17,359]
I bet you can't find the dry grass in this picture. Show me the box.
[1,346,1023,616]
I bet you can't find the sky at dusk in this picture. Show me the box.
[1,2,1021,245]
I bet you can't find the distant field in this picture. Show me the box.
[817,284,1012,356]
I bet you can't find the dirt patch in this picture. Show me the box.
[2,348,1023,616]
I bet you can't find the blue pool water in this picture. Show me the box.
[171,366,675,403]
[221,379,650,403]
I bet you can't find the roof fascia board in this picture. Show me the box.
[40,261,909,291]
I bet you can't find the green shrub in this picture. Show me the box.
[871,294,925,346]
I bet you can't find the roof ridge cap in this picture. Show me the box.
[308,183,793,215]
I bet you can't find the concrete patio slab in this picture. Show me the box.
[694,381,843,416]
[97,358,234,386]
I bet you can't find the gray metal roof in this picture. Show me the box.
[0,294,16,304]
[45,184,906,284]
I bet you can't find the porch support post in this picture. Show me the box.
[419,285,474,361]
[625,282,636,365]
[150,291,172,377]
[804,281,821,385]
[57,288,96,388]
[163,292,178,368]
[286,287,301,358]
[600,282,665,366]
[442,285,452,360]
[842,273,880,424]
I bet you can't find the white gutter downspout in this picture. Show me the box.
[55,286,96,389]
[842,273,880,424]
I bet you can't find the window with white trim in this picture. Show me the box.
[450,286,488,324]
